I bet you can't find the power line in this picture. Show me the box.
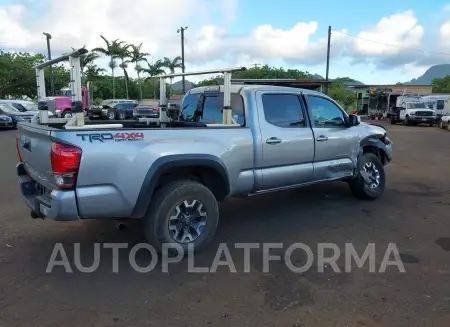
[331,29,450,57]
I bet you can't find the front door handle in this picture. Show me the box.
[316,135,328,142]
[266,137,282,145]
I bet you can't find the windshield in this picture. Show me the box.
[23,103,38,111]
[0,104,20,113]
[407,102,426,109]
[55,89,72,97]
[99,100,113,107]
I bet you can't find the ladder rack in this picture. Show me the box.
[146,67,246,126]
[33,48,122,129]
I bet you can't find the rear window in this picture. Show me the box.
[181,92,245,126]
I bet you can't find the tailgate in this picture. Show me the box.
[17,123,56,190]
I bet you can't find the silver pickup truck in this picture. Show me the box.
[16,83,392,253]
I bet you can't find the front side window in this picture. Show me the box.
[261,93,306,127]
[437,100,445,110]
[308,96,346,127]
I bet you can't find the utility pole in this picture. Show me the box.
[177,26,188,94]
[325,26,331,95]
[43,32,55,96]
[251,63,260,68]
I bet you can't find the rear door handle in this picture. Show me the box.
[266,137,282,145]
[316,135,328,142]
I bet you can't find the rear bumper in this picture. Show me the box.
[16,163,80,221]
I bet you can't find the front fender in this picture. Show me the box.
[360,135,392,164]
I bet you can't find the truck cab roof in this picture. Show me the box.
[187,84,327,98]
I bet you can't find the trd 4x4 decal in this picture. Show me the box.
[76,132,145,143]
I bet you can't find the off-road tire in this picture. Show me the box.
[348,153,386,200]
[144,180,219,254]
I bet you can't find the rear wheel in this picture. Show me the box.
[116,110,126,120]
[144,180,219,254]
[348,153,385,200]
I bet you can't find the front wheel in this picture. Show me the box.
[106,110,115,120]
[440,121,444,129]
[348,153,386,200]
[63,111,72,118]
[144,180,219,254]
[404,116,410,125]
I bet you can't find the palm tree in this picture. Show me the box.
[70,47,100,82]
[85,65,106,79]
[129,43,150,100]
[143,60,166,99]
[162,56,183,98]
[92,35,124,98]
[117,44,132,99]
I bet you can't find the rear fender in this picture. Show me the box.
[131,154,229,218]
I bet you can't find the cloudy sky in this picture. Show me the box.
[0,0,449,84]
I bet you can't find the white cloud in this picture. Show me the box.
[440,21,450,50]
[0,1,444,83]
[185,22,350,66]
[444,4,450,12]
[352,10,424,56]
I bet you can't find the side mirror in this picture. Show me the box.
[348,114,361,126]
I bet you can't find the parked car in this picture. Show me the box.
[87,100,138,120]
[0,100,54,117]
[0,114,14,129]
[16,84,392,253]
[0,104,36,127]
[397,102,436,126]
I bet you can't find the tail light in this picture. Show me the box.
[51,142,82,189]
[16,132,23,162]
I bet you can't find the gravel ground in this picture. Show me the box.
[1,122,450,327]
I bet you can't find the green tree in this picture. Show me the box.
[328,77,357,110]
[432,75,450,93]
[143,60,166,99]
[162,56,183,97]
[0,51,45,98]
[117,44,132,99]
[129,43,150,100]
[92,36,124,98]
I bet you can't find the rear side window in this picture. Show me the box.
[181,93,245,126]
[261,94,306,127]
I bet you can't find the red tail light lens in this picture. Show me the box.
[51,142,82,189]
[16,132,23,162]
